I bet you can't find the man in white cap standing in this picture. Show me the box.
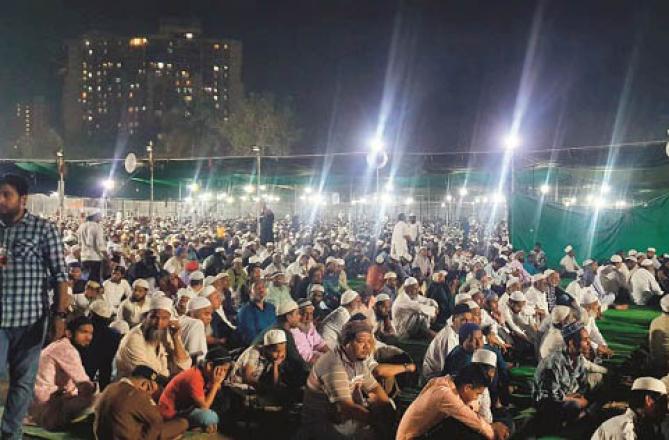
[630,259,664,305]
[115,295,192,379]
[77,211,107,283]
[649,295,669,376]
[319,290,363,349]
[392,277,438,340]
[560,245,580,280]
[592,377,667,439]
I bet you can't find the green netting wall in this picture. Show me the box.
[510,193,669,266]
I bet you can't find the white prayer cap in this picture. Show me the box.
[625,256,637,262]
[632,377,667,395]
[309,284,325,293]
[581,290,599,306]
[472,349,497,368]
[564,245,573,253]
[551,305,572,324]
[198,285,217,298]
[543,269,556,277]
[641,259,654,267]
[341,290,360,306]
[376,294,391,303]
[509,291,526,302]
[661,295,669,313]
[263,329,287,346]
[187,296,211,313]
[375,255,385,264]
[403,277,419,287]
[336,259,345,266]
[648,247,657,253]
[266,242,275,247]
[532,273,546,283]
[628,249,638,256]
[109,320,130,335]
[582,259,594,266]
[465,300,480,310]
[149,296,174,313]
[326,256,337,265]
[190,271,205,281]
[276,300,299,316]
[177,288,195,301]
[215,247,225,253]
[610,255,623,263]
[384,271,397,279]
[454,293,472,305]
[132,279,150,290]
[90,299,112,319]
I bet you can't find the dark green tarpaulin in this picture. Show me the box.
[510,193,669,266]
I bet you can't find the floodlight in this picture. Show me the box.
[503,133,521,150]
[540,184,550,194]
[102,179,115,190]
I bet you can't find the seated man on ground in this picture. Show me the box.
[396,363,505,440]
[392,277,438,340]
[159,347,233,434]
[72,280,103,318]
[580,291,613,359]
[179,295,212,362]
[373,293,398,345]
[319,290,364,349]
[94,365,188,440]
[422,303,474,381]
[116,278,151,328]
[301,320,395,439]
[532,322,592,433]
[591,376,667,440]
[649,294,669,376]
[81,300,122,390]
[236,280,276,346]
[230,329,289,402]
[115,296,192,379]
[29,316,97,431]
[291,298,329,364]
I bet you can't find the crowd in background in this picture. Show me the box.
[2,173,669,439]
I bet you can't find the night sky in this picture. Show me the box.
[2,0,669,156]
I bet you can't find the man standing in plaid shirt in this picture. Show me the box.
[0,174,69,440]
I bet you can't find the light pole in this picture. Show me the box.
[147,141,155,220]
[252,145,262,237]
[56,150,65,220]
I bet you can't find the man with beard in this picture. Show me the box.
[82,300,123,390]
[29,316,97,431]
[301,320,393,439]
[115,296,192,379]
[319,290,363,349]
[236,280,276,346]
[373,294,398,345]
[204,274,237,347]
[72,280,104,318]
[592,377,667,440]
[266,271,294,311]
[264,253,286,276]
[291,299,329,364]
[0,174,70,439]
[116,278,151,328]
[392,277,438,340]
[227,257,248,293]
[68,261,87,294]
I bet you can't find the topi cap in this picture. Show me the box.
[263,329,287,346]
[472,349,497,368]
[187,296,211,313]
[90,299,112,319]
[340,290,360,306]
[632,377,667,395]
[276,300,299,316]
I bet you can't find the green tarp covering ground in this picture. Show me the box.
[510,193,669,266]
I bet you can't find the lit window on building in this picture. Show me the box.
[81,92,87,98]
[224,44,229,50]
[117,62,122,68]
[213,65,220,72]
[88,72,93,78]
[224,65,229,70]
[129,37,148,47]
[184,96,192,102]
[157,62,164,69]
[88,49,93,55]
[213,95,218,101]
[185,33,193,39]
[88,116,93,121]
[213,43,220,50]
[85,40,90,46]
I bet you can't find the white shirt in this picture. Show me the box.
[422,325,458,380]
[539,326,564,360]
[591,409,637,440]
[391,220,410,260]
[525,286,549,314]
[72,293,96,317]
[560,255,580,273]
[178,315,208,362]
[501,303,535,337]
[116,298,150,328]
[565,280,583,305]
[318,306,351,349]
[163,256,185,276]
[286,261,307,279]
[77,221,105,261]
[103,279,132,310]
[391,290,437,339]
[407,222,421,243]
[630,268,664,305]
[586,315,607,350]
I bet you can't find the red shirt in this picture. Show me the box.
[158,367,206,419]
[366,264,386,293]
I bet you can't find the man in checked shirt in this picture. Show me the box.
[0,174,70,440]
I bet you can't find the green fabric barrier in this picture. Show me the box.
[510,193,669,266]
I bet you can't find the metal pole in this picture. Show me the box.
[147,141,154,221]
[253,146,262,237]
[57,150,65,220]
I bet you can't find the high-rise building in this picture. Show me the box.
[62,19,243,154]
[4,96,52,158]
